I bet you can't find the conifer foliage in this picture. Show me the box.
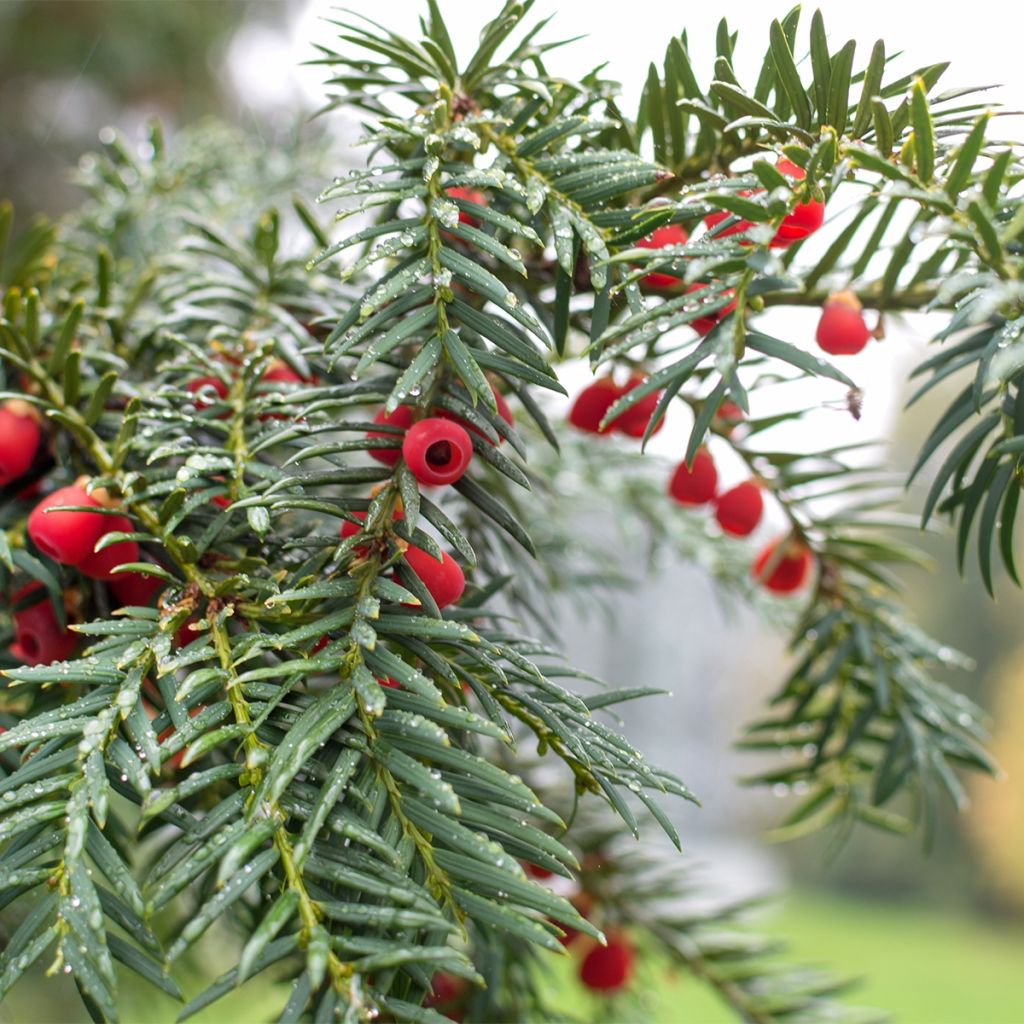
[1,2,1020,1020]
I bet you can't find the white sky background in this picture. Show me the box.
[229,0,1024,496]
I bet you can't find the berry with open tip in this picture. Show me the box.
[402,418,474,486]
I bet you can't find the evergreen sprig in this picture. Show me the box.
[0,3,1018,1021]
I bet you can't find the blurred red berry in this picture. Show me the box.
[78,515,139,581]
[262,360,317,385]
[636,223,689,290]
[404,546,465,609]
[689,283,737,336]
[668,449,718,506]
[579,934,635,993]
[424,972,466,1019]
[186,376,229,409]
[445,186,486,227]
[715,481,764,537]
[27,484,109,565]
[568,378,625,434]
[614,375,665,438]
[9,582,77,665]
[366,405,415,466]
[402,418,473,486]
[523,862,554,880]
[703,194,756,238]
[714,401,745,432]
[771,159,824,248]
[704,160,823,250]
[0,401,41,487]
[752,538,814,594]
[816,291,871,355]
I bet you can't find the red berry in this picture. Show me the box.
[689,283,737,336]
[175,615,201,649]
[186,376,229,408]
[402,418,473,487]
[703,192,756,239]
[614,375,665,438]
[425,972,466,1019]
[568,378,625,434]
[445,186,487,227]
[258,361,318,420]
[27,484,109,565]
[9,582,77,665]
[78,515,139,581]
[704,161,823,249]
[366,405,415,466]
[714,401,745,431]
[404,546,465,609]
[523,862,554,880]
[339,512,369,541]
[110,571,163,607]
[579,934,635,993]
[492,388,515,429]
[262,360,317,385]
[771,159,824,248]
[378,676,399,689]
[816,292,871,355]
[715,481,764,537]
[636,223,689,290]
[668,449,718,506]
[0,401,41,487]
[752,538,814,594]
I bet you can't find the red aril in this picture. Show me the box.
[668,449,718,506]
[366,405,415,466]
[816,291,872,355]
[752,538,814,594]
[402,418,474,486]
[635,223,688,290]
[27,484,109,566]
[714,481,764,537]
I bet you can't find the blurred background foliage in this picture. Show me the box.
[3,1,1024,1021]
